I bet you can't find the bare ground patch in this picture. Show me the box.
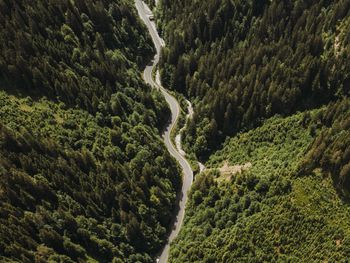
[216,161,252,182]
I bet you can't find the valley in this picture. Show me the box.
[0,0,349,262]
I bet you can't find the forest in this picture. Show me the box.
[0,0,181,262]
[158,0,350,159]
[1,0,350,262]
[155,0,350,261]
[169,106,350,262]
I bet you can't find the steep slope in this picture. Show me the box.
[158,0,350,159]
[0,0,155,113]
[299,98,350,197]
[0,0,181,262]
[156,1,350,260]
[169,105,350,262]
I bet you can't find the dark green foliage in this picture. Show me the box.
[158,0,350,159]
[300,98,350,197]
[0,0,156,115]
[144,0,156,9]
[0,0,180,262]
[0,92,180,263]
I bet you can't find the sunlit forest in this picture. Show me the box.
[0,0,181,262]
[169,105,350,262]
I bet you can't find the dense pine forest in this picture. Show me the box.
[158,0,349,159]
[155,0,350,261]
[0,0,181,262]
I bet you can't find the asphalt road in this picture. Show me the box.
[135,1,194,262]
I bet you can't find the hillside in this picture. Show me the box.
[157,0,350,159]
[155,0,350,261]
[1,0,349,262]
[0,0,181,262]
[169,106,350,262]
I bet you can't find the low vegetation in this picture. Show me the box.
[169,105,350,262]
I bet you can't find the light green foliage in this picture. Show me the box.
[208,114,315,177]
[169,110,350,262]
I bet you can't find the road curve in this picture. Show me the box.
[135,1,194,262]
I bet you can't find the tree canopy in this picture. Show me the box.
[0,0,181,262]
[158,0,350,159]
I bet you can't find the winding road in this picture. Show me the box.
[135,1,194,262]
